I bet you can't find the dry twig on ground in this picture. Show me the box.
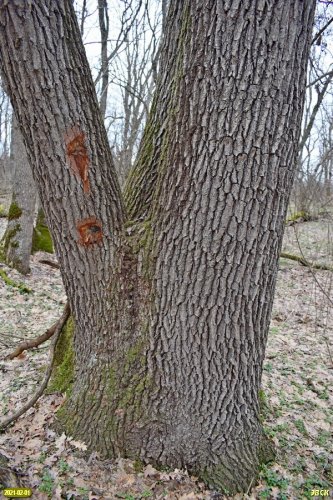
[0,303,70,430]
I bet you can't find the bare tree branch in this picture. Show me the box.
[311,15,333,45]
[298,72,333,153]
[0,303,70,430]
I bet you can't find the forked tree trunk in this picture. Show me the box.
[0,0,315,493]
[0,116,36,274]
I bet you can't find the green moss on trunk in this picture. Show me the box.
[200,432,275,494]
[32,210,54,254]
[7,201,22,221]
[48,317,74,395]
[0,223,22,267]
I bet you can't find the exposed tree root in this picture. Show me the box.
[0,452,21,487]
[0,303,70,430]
[39,259,60,269]
[280,252,333,271]
[5,302,69,360]
[0,268,32,293]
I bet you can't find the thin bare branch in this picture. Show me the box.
[311,16,333,45]
[0,303,70,430]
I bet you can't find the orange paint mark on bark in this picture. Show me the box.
[65,126,90,193]
[77,217,103,246]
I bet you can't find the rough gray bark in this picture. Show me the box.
[0,116,36,274]
[0,0,316,494]
[124,1,316,490]
[0,0,125,389]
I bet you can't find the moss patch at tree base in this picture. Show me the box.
[32,225,54,254]
[199,432,275,495]
[286,211,310,224]
[7,201,23,221]
[32,210,54,254]
[0,223,21,264]
[48,317,74,395]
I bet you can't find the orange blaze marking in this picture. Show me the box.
[77,217,103,246]
[65,126,90,193]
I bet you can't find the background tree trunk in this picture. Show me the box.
[0,0,316,494]
[98,0,109,120]
[0,116,36,274]
[0,80,12,195]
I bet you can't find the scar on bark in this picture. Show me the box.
[77,217,103,246]
[65,126,90,193]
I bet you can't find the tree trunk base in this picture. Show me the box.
[54,391,276,496]
[199,432,276,495]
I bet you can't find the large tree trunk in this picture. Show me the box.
[0,0,315,493]
[0,116,36,274]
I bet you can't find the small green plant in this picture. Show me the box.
[294,418,308,435]
[259,488,272,499]
[39,469,55,497]
[77,486,89,500]
[290,381,304,394]
[141,491,153,498]
[293,396,306,406]
[10,378,27,390]
[38,452,47,464]
[264,422,290,441]
[300,475,330,499]
[277,434,289,450]
[314,453,329,469]
[316,430,331,447]
[290,456,306,474]
[280,365,296,375]
[277,389,289,407]
[274,423,289,433]
[263,426,276,439]
[157,464,173,473]
[133,459,144,473]
[259,465,289,499]
[58,458,71,474]
[259,389,270,421]
[264,362,273,373]
[0,394,9,415]
[318,388,329,400]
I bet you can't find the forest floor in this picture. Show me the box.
[0,211,332,500]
